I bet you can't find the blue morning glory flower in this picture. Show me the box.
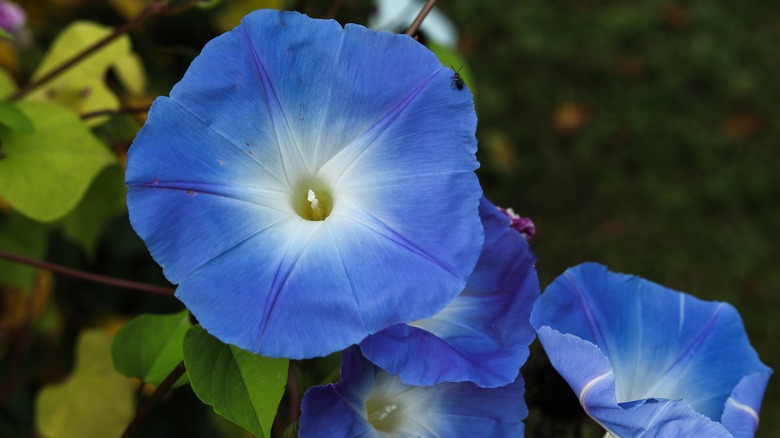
[125,10,483,359]
[359,197,539,387]
[299,346,527,437]
[531,263,772,437]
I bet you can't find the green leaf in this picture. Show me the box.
[0,101,34,133]
[183,325,288,438]
[61,164,126,256]
[112,52,147,96]
[112,310,191,387]
[214,0,282,32]
[35,330,134,438]
[26,21,145,126]
[0,68,17,97]
[0,101,116,222]
[0,212,48,289]
[0,29,13,40]
[198,0,225,9]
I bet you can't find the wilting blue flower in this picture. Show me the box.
[497,206,535,240]
[125,10,482,359]
[531,263,772,437]
[359,197,539,387]
[299,346,527,437]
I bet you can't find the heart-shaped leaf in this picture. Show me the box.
[183,325,288,438]
[111,310,191,386]
[26,21,145,126]
[0,101,116,222]
[36,330,134,438]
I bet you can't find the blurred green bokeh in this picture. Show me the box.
[439,0,779,435]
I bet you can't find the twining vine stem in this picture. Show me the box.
[0,249,175,296]
[121,362,186,438]
[405,0,438,37]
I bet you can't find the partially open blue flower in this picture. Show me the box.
[299,346,527,437]
[359,197,539,387]
[125,10,482,359]
[531,263,772,437]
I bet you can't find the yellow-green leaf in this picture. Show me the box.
[112,52,146,96]
[0,67,17,96]
[107,0,147,20]
[215,0,282,32]
[26,21,145,126]
[36,330,134,438]
[0,101,34,133]
[0,101,116,222]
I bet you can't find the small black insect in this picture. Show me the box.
[450,65,464,90]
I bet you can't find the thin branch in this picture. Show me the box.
[121,362,186,438]
[405,0,437,37]
[80,106,150,120]
[287,362,300,424]
[0,249,175,296]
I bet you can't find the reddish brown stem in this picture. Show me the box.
[405,0,438,37]
[0,249,175,296]
[121,362,186,438]
[287,362,300,424]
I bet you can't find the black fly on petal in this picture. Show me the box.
[450,65,464,90]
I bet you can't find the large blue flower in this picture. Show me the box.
[531,263,772,437]
[299,346,527,437]
[125,10,483,359]
[359,197,539,387]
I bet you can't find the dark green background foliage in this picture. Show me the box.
[1,0,777,437]
[437,0,779,435]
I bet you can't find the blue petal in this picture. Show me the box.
[536,327,732,437]
[360,198,539,387]
[531,263,771,434]
[299,347,526,437]
[126,10,483,358]
[721,371,773,438]
[179,211,482,358]
[126,98,291,284]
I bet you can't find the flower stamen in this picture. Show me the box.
[307,189,324,219]
[366,397,402,432]
[293,181,333,221]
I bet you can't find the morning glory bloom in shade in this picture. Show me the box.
[299,346,527,437]
[360,197,540,387]
[531,263,772,437]
[0,1,25,36]
[125,10,483,359]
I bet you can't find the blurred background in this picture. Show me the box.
[0,0,777,436]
